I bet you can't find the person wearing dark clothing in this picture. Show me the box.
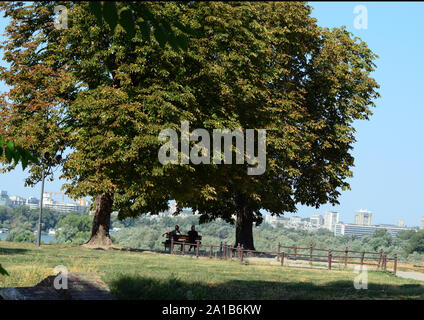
[162,225,181,240]
[170,225,181,241]
[162,225,182,250]
[188,225,199,251]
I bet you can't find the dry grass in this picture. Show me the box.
[1,241,424,299]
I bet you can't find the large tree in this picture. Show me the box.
[137,2,380,250]
[0,1,196,247]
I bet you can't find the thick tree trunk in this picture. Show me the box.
[235,193,255,250]
[83,193,113,249]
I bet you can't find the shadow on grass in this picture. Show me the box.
[0,247,29,255]
[111,247,152,253]
[107,274,424,300]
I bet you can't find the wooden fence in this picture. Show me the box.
[169,239,398,276]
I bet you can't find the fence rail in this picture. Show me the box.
[169,238,398,275]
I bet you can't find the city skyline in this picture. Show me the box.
[0,186,422,228]
[0,188,91,213]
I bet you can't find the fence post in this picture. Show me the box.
[393,254,398,276]
[229,246,233,260]
[383,254,387,271]
[377,249,383,270]
[196,240,200,258]
[281,251,285,266]
[381,253,385,270]
[224,242,227,260]
[209,245,213,259]
[344,247,349,268]
[309,243,313,266]
[170,237,174,255]
[328,249,332,270]
[360,252,365,270]
[182,241,185,255]
[220,241,223,258]
[240,245,244,264]
[294,245,297,261]
[277,242,281,261]
[237,244,240,261]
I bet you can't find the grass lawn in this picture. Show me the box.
[1,241,424,300]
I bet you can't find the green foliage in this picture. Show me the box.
[5,226,35,243]
[397,229,417,241]
[164,3,380,232]
[0,206,86,232]
[13,231,36,243]
[110,215,417,261]
[361,229,393,252]
[406,230,424,254]
[88,1,198,49]
[55,226,78,244]
[72,231,91,245]
[0,136,37,170]
[55,215,93,245]
[0,205,92,246]
[57,215,92,232]
[0,2,380,248]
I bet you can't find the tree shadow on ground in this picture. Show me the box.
[107,274,424,300]
[111,247,158,253]
[0,247,29,255]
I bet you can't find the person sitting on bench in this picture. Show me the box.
[162,225,182,250]
[188,225,199,251]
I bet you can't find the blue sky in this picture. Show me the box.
[0,2,423,226]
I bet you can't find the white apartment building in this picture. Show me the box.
[8,195,26,207]
[289,216,302,223]
[39,193,90,213]
[324,211,339,232]
[0,190,9,207]
[335,222,415,238]
[310,215,324,228]
[264,214,278,226]
[354,209,372,226]
[26,196,40,210]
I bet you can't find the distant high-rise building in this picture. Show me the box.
[289,216,302,223]
[354,209,372,226]
[420,217,424,230]
[335,223,414,238]
[397,219,404,227]
[26,196,39,210]
[310,215,324,228]
[0,190,9,206]
[9,195,26,207]
[324,211,339,232]
[264,214,277,225]
[24,192,90,213]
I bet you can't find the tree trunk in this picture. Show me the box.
[84,193,113,249]
[235,193,255,250]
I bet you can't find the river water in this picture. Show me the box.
[0,232,56,244]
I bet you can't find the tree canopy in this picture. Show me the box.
[406,230,424,254]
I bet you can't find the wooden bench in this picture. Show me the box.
[162,234,202,251]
